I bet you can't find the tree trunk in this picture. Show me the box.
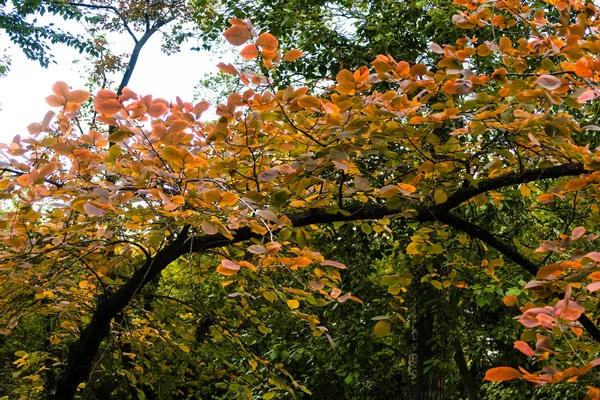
[452,337,480,400]
[405,288,443,400]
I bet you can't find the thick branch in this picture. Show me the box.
[53,226,190,398]
[438,163,586,214]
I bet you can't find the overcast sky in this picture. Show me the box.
[0,15,225,144]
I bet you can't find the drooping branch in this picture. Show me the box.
[438,214,600,343]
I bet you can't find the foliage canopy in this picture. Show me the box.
[4,0,600,399]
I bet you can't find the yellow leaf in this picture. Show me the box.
[406,242,421,255]
[379,185,400,198]
[179,345,190,353]
[287,299,300,309]
[219,192,239,207]
[108,130,131,142]
[434,188,447,204]
[374,320,390,338]
[263,291,275,302]
[204,188,221,203]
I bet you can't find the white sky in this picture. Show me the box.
[0,15,225,144]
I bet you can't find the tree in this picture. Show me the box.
[3,0,600,399]
[0,0,94,71]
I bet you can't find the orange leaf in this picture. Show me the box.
[589,272,600,280]
[565,178,588,191]
[45,94,65,107]
[217,62,238,75]
[410,63,428,76]
[256,32,278,52]
[283,49,303,62]
[484,367,522,381]
[95,99,122,117]
[147,101,168,118]
[217,259,240,276]
[67,90,90,104]
[240,44,258,60]
[52,81,70,97]
[503,295,518,307]
[514,341,535,357]
[223,25,252,46]
[575,57,593,78]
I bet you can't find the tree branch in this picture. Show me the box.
[65,1,139,42]
[438,214,600,342]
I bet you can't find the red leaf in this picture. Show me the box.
[514,341,535,357]
[577,89,598,103]
[223,25,252,46]
[484,367,522,381]
[586,252,600,262]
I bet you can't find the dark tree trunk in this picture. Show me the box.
[405,283,443,400]
[452,337,480,400]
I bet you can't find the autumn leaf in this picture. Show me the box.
[287,299,300,309]
[217,260,240,276]
[321,260,347,269]
[536,75,562,90]
[374,320,390,338]
[217,62,239,75]
[514,341,535,357]
[52,81,70,97]
[256,33,278,51]
[223,25,252,46]
[240,44,258,60]
[283,49,303,62]
[95,99,122,117]
[484,367,522,381]
[502,295,518,307]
